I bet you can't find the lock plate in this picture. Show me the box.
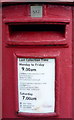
[31,6,42,17]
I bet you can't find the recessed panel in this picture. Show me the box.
[18,58,55,113]
[8,24,66,45]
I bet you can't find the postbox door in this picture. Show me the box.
[2,4,72,118]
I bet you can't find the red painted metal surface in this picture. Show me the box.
[0,5,2,120]
[2,3,72,118]
[1,0,74,3]
[72,6,74,119]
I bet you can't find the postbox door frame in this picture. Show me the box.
[13,51,61,117]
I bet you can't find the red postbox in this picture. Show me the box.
[2,3,72,119]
